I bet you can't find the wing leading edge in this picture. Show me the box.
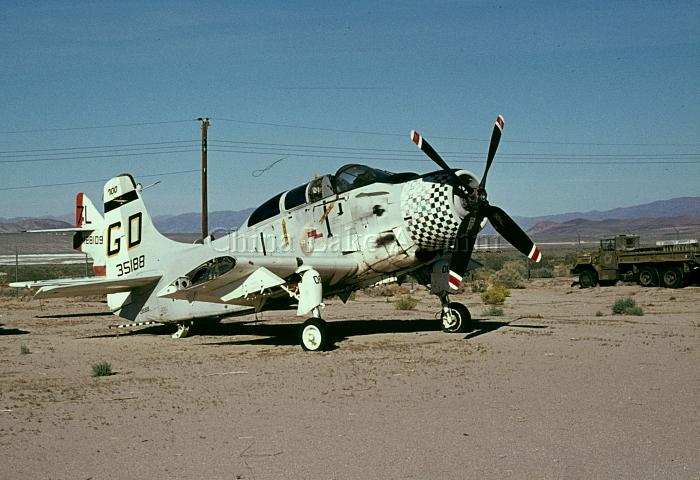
[10,274,162,299]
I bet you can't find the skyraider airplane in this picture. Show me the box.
[13,116,541,351]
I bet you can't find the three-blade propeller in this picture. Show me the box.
[411,115,541,290]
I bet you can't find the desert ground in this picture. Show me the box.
[1,278,698,479]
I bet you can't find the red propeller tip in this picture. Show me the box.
[411,130,422,147]
[529,246,542,263]
[495,115,505,131]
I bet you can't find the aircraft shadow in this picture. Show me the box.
[209,318,440,347]
[464,321,548,340]
[36,311,112,319]
[0,323,30,336]
[81,317,547,346]
[205,318,547,347]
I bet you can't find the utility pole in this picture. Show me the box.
[198,117,210,239]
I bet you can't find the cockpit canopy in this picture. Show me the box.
[247,164,417,227]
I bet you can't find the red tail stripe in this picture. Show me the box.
[75,192,84,228]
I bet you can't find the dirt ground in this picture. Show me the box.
[1,278,698,479]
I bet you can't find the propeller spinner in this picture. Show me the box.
[411,115,541,290]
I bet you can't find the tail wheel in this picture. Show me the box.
[299,318,329,352]
[638,266,659,287]
[441,302,473,333]
[661,266,684,288]
[579,269,598,288]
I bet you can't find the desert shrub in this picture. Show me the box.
[366,284,411,297]
[1,287,17,297]
[491,267,525,289]
[552,263,572,277]
[595,311,604,317]
[92,361,113,377]
[1,264,90,282]
[470,279,489,293]
[502,260,528,277]
[20,345,30,354]
[394,296,419,310]
[481,286,510,305]
[473,252,508,272]
[612,297,644,316]
[484,306,504,316]
[529,266,554,278]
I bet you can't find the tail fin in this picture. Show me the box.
[101,174,187,278]
[73,192,108,276]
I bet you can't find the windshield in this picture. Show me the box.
[333,164,394,193]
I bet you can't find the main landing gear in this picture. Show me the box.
[294,268,332,352]
[299,311,329,352]
[438,293,473,333]
[171,320,193,339]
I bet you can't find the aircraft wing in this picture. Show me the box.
[10,274,162,299]
[157,254,360,306]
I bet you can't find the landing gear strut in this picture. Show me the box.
[171,320,193,339]
[438,293,473,333]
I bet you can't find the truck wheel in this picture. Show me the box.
[579,269,598,288]
[638,266,659,287]
[661,266,684,289]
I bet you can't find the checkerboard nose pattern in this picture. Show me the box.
[400,172,464,251]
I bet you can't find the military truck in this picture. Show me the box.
[571,234,700,288]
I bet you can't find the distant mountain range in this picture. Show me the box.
[512,196,700,231]
[152,209,255,234]
[509,196,700,242]
[1,197,698,242]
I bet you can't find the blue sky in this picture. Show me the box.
[1,1,698,220]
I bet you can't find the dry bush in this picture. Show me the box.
[491,267,525,289]
[364,284,411,297]
[481,286,510,305]
[484,306,504,316]
[92,361,113,377]
[612,297,644,316]
[529,266,554,278]
[469,279,489,293]
[394,296,419,310]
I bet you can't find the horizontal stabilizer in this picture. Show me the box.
[26,226,96,233]
[11,274,162,299]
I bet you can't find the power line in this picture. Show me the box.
[208,139,699,160]
[0,140,198,155]
[1,115,697,147]
[0,169,199,191]
[213,116,700,147]
[214,117,404,138]
[0,119,197,135]
[208,148,700,165]
[0,148,200,164]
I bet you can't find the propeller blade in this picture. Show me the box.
[480,115,505,189]
[411,130,471,191]
[448,212,483,290]
[487,205,542,262]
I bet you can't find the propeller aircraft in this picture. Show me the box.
[12,116,541,351]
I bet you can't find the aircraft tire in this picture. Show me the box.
[442,302,473,333]
[638,266,659,287]
[661,266,684,289]
[299,317,329,352]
